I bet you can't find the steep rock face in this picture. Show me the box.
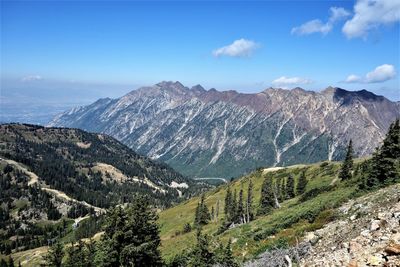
[49,81,400,178]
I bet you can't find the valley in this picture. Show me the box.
[1,119,398,266]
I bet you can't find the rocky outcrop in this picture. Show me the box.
[301,184,400,267]
[49,81,400,178]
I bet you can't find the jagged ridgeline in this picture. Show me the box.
[49,81,400,178]
[0,124,206,209]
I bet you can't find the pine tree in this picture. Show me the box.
[282,178,287,200]
[211,206,215,221]
[296,171,308,195]
[246,180,254,222]
[7,257,14,267]
[188,229,214,267]
[272,180,281,208]
[236,188,244,223]
[195,194,211,226]
[224,186,232,220]
[183,223,192,233]
[259,176,275,215]
[42,241,64,267]
[339,140,354,180]
[97,195,163,267]
[277,178,285,202]
[65,240,88,267]
[119,195,163,266]
[230,190,237,223]
[367,119,400,187]
[216,199,220,222]
[194,202,201,225]
[286,174,295,199]
[216,239,239,267]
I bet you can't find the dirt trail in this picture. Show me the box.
[2,159,39,186]
[0,158,105,214]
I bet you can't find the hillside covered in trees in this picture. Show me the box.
[0,124,206,209]
[0,123,208,262]
[5,119,398,266]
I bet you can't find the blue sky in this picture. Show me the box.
[1,0,399,103]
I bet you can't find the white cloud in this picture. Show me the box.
[345,74,362,83]
[291,7,350,35]
[272,76,312,87]
[21,75,43,82]
[343,0,400,39]
[365,64,396,83]
[213,39,260,58]
[343,64,396,83]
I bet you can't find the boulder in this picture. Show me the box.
[347,259,358,267]
[349,241,362,254]
[370,220,380,231]
[385,243,400,255]
[367,255,383,266]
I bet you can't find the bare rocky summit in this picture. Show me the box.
[49,81,400,178]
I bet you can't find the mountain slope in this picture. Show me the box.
[49,81,400,178]
[0,124,203,209]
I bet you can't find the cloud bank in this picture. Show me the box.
[21,75,43,82]
[213,39,260,58]
[344,64,396,83]
[343,0,400,39]
[291,7,350,35]
[272,76,312,88]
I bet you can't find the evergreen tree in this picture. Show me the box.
[183,223,192,233]
[215,239,239,267]
[188,229,214,267]
[194,202,201,225]
[282,178,287,200]
[64,241,87,267]
[339,140,354,180]
[272,180,281,208]
[211,206,215,221]
[296,171,308,195]
[120,196,163,266]
[366,120,400,187]
[194,194,211,226]
[277,178,285,202]
[224,186,232,220]
[97,195,163,267]
[236,188,244,223]
[259,176,275,215]
[230,190,237,223]
[216,200,220,221]
[7,257,13,267]
[42,241,64,267]
[286,174,295,199]
[246,180,254,222]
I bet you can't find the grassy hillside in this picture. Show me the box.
[158,160,363,262]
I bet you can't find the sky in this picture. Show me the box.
[1,0,399,104]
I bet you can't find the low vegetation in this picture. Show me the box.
[2,120,399,266]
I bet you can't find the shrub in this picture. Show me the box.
[299,185,334,202]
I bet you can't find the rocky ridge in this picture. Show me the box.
[49,81,400,178]
[301,184,400,267]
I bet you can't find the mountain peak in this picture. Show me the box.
[322,87,384,104]
[156,81,185,89]
[190,84,206,94]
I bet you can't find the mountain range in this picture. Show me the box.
[49,81,400,178]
